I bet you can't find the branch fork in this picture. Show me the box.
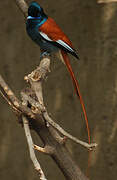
[0,55,97,180]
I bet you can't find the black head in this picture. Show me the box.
[28,1,46,18]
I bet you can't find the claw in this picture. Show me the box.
[40,51,51,59]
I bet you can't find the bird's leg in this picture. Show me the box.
[40,50,51,59]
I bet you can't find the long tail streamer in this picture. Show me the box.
[61,50,91,144]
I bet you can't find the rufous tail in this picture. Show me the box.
[61,50,90,144]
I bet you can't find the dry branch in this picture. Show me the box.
[23,116,47,180]
[25,58,97,151]
[0,56,90,180]
[15,0,28,17]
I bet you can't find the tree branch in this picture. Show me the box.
[25,58,97,151]
[0,58,90,180]
[15,0,28,17]
[22,116,47,180]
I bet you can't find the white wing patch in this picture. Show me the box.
[40,32,74,53]
[40,32,52,41]
[56,40,74,52]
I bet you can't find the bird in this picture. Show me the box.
[26,1,91,144]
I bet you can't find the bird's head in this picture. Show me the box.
[27,1,47,20]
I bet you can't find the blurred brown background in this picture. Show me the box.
[0,0,117,179]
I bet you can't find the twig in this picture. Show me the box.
[25,57,50,106]
[22,116,47,180]
[22,89,97,150]
[43,111,97,150]
[0,75,37,119]
[15,0,28,17]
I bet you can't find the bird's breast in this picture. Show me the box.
[26,20,58,53]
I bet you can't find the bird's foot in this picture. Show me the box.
[40,51,51,59]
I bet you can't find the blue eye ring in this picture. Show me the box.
[27,16,42,20]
